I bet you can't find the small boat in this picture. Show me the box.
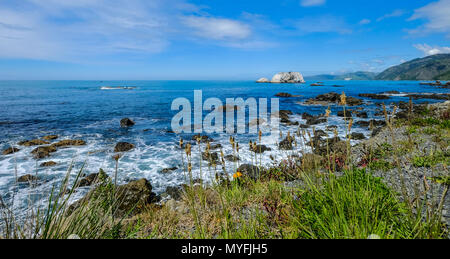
[100,86,136,90]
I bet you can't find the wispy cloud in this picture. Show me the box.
[0,0,273,61]
[181,16,251,40]
[300,0,326,7]
[377,9,405,22]
[359,19,371,25]
[408,0,450,37]
[414,43,450,56]
[294,15,352,34]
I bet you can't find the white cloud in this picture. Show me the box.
[408,0,450,37]
[377,10,405,22]
[181,16,251,40]
[294,15,352,34]
[0,0,265,61]
[414,43,450,56]
[300,0,326,7]
[359,19,371,25]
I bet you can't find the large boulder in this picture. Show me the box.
[68,178,158,218]
[31,146,57,159]
[271,72,305,84]
[114,142,135,152]
[78,169,109,188]
[120,118,135,127]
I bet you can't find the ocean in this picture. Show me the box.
[0,80,447,211]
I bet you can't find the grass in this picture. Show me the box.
[1,94,449,239]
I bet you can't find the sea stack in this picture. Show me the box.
[256,72,305,84]
[271,72,305,83]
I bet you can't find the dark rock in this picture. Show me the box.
[114,142,135,152]
[192,134,214,143]
[17,174,38,183]
[69,178,158,218]
[237,164,262,180]
[202,152,219,162]
[161,167,178,174]
[372,127,384,137]
[300,124,310,128]
[78,169,109,187]
[2,147,20,155]
[326,125,338,131]
[356,120,386,128]
[120,118,135,127]
[31,146,57,159]
[306,116,327,125]
[346,97,364,106]
[51,140,86,148]
[250,145,271,154]
[42,135,58,141]
[358,93,390,100]
[165,186,184,200]
[275,93,299,98]
[40,161,57,167]
[224,155,240,162]
[355,111,368,118]
[406,94,450,100]
[350,132,366,140]
[18,139,50,146]
[279,136,295,150]
[210,144,222,150]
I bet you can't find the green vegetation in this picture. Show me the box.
[376,54,450,80]
[1,95,449,239]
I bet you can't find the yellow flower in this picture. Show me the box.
[233,172,243,179]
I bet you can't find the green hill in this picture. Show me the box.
[375,54,450,81]
[305,71,378,81]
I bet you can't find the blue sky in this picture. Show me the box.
[0,0,449,80]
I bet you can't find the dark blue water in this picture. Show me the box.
[0,80,447,210]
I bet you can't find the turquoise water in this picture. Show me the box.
[0,80,447,210]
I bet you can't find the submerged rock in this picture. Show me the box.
[51,140,86,148]
[17,174,38,183]
[275,93,300,98]
[2,147,20,155]
[114,142,135,152]
[120,118,135,127]
[40,161,57,167]
[358,93,390,100]
[161,167,178,174]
